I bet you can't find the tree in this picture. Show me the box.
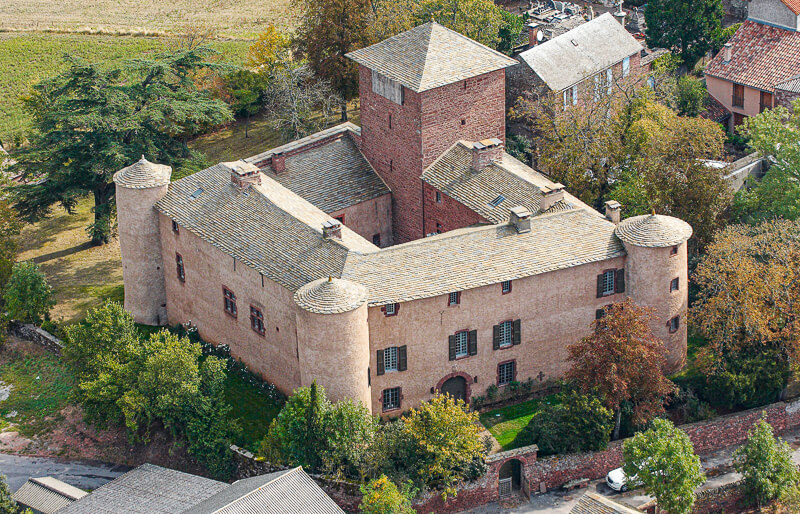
[293,0,372,121]
[3,261,54,324]
[675,75,708,117]
[644,0,724,69]
[248,25,292,72]
[703,344,790,410]
[0,201,21,295]
[224,70,270,138]
[266,65,340,140]
[513,390,614,456]
[400,394,488,498]
[359,475,417,514]
[0,474,19,514]
[691,219,800,367]
[623,418,705,514]
[733,100,800,223]
[9,50,232,244]
[734,417,800,508]
[413,0,508,48]
[567,299,676,439]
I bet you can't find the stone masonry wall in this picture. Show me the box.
[422,182,487,235]
[776,88,800,112]
[8,322,63,354]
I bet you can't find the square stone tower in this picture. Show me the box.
[347,22,518,243]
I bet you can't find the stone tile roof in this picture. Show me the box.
[570,492,642,514]
[615,213,693,248]
[705,21,800,92]
[422,141,587,223]
[155,164,378,293]
[13,477,87,514]
[294,277,369,314]
[345,22,518,93]
[113,156,172,189]
[247,125,390,213]
[59,464,227,514]
[518,13,643,91]
[186,467,344,514]
[342,207,625,305]
[776,73,800,93]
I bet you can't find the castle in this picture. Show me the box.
[114,22,691,415]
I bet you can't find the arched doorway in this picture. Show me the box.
[441,375,467,402]
[498,459,522,498]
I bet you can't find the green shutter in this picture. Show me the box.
[493,325,501,350]
[377,349,385,375]
[468,330,478,356]
[513,320,521,345]
[448,335,457,361]
[615,269,625,293]
[597,274,604,298]
[398,345,407,371]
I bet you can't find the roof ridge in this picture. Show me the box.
[211,468,301,513]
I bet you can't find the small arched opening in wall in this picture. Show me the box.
[498,458,524,498]
[435,372,473,404]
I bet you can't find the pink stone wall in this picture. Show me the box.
[422,182,488,235]
[158,213,302,394]
[706,75,766,130]
[329,193,392,247]
[367,256,627,415]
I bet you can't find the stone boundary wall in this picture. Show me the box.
[8,322,63,354]
[723,152,767,192]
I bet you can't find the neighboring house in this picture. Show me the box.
[57,464,342,513]
[508,13,644,109]
[570,492,643,513]
[12,477,87,514]
[705,0,800,130]
[114,21,692,416]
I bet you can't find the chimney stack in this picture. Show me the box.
[528,22,540,47]
[605,200,621,225]
[472,138,504,171]
[509,206,532,234]
[272,151,286,173]
[225,161,261,190]
[723,43,732,62]
[322,219,342,240]
[539,183,566,212]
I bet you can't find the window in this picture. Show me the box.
[669,316,680,333]
[622,56,630,78]
[384,346,398,372]
[388,113,392,129]
[223,287,237,317]
[172,220,179,233]
[601,270,615,296]
[384,303,398,316]
[596,307,607,320]
[334,215,345,224]
[498,320,513,348]
[760,91,773,113]
[733,84,744,108]
[572,85,578,105]
[250,306,265,335]
[448,291,460,306]
[501,280,512,294]
[382,387,401,411]
[372,233,381,247]
[597,269,624,297]
[372,71,403,104]
[436,191,442,203]
[670,277,679,292]
[563,89,569,109]
[607,68,613,94]
[176,254,185,282]
[454,331,469,358]
[670,245,678,256]
[498,361,516,386]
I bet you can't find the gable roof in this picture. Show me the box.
[13,477,87,514]
[571,492,642,514]
[155,164,378,293]
[782,0,800,15]
[705,20,800,91]
[518,13,643,92]
[345,22,518,93]
[245,123,390,213]
[59,464,227,514]
[776,73,800,93]
[186,467,344,514]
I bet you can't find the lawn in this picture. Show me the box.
[0,32,249,143]
[479,394,560,451]
[0,0,293,38]
[0,341,76,436]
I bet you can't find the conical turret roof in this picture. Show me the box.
[615,213,693,248]
[113,156,172,189]
[294,277,368,314]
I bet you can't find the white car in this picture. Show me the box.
[605,467,632,492]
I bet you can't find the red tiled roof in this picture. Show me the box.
[705,20,800,91]
[700,93,730,122]
[782,0,800,15]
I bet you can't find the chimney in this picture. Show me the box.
[605,200,621,225]
[723,43,732,62]
[614,10,626,26]
[225,161,261,190]
[472,138,504,171]
[322,219,342,240]
[528,22,540,47]
[272,151,286,173]
[539,183,565,212]
[509,206,532,234]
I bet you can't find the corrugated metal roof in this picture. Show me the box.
[776,73,800,93]
[13,478,87,514]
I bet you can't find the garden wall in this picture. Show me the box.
[8,322,63,354]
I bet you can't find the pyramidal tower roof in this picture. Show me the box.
[113,156,172,189]
[294,277,368,314]
[346,21,518,93]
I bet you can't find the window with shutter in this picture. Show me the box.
[468,330,478,356]
[384,347,398,372]
[498,320,513,348]
[454,331,469,358]
[596,308,605,320]
[598,270,615,296]
[398,346,407,371]
[376,349,385,375]
[448,335,457,361]
[384,303,398,316]
[615,269,625,294]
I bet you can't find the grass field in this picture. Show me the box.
[0,0,293,38]
[0,32,249,143]
[479,395,559,451]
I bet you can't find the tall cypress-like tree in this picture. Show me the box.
[10,49,232,245]
[645,0,724,70]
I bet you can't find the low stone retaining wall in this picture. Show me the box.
[8,322,63,354]
[693,480,745,513]
[723,152,767,192]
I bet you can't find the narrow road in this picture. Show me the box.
[0,453,129,492]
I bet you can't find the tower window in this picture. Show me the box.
[670,277,679,292]
[223,287,237,317]
[669,316,680,333]
[670,246,678,256]
[176,254,185,282]
[250,306,265,335]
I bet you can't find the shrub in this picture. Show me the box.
[513,390,613,455]
[675,75,708,117]
[666,385,716,424]
[734,417,800,507]
[3,260,54,324]
[359,475,416,514]
[702,345,789,410]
